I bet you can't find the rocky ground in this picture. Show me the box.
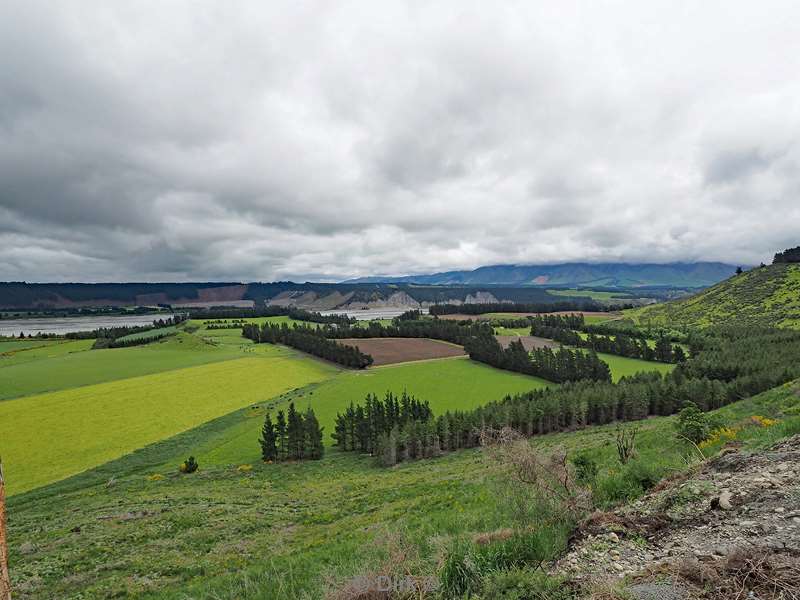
[553,436,800,599]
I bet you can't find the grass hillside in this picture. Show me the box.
[9,379,800,599]
[629,263,800,329]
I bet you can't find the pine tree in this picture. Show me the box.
[275,410,288,461]
[260,413,278,462]
[304,407,325,460]
[286,403,302,459]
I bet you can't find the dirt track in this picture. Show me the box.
[337,337,466,366]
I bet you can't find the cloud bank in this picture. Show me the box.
[1,1,799,282]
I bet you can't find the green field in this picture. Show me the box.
[547,288,631,301]
[493,326,531,336]
[596,351,674,381]
[193,357,551,466]
[1,350,337,494]
[0,334,251,401]
[0,339,61,353]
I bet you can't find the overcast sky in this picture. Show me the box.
[1,1,799,282]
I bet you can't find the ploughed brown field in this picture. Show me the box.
[338,337,466,366]
[438,311,619,321]
[495,335,560,351]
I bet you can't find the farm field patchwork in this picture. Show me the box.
[337,337,466,365]
[0,350,338,494]
[191,357,551,466]
[0,333,252,400]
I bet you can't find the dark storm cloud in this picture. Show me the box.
[1,0,800,282]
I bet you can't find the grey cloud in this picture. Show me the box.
[1,0,800,282]
[704,148,777,186]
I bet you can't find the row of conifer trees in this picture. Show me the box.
[243,322,373,368]
[464,332,612,383]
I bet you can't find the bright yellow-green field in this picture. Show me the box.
[1,349,337,494]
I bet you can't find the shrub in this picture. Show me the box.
[594,460,665,506]
[615,425,638,464]
[572,451,598,485]
[479,569,573,600]
[439,539,483,597]
[179,456,198,474]
[625,459,661,491]
[675,402,711,444]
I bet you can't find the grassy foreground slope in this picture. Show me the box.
[9,377,799,599]
[629,263,800,329]
[1,349,337,494]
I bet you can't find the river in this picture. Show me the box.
[0,314,173,337]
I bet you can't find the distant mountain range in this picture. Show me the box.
[345,262,741,289]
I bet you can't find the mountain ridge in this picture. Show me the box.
[345,261,741,288]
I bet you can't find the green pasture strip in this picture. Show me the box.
[0,339,61,353]
[0,333,252,401]
[115,325,178,342]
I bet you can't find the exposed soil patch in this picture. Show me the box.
[553,435,800,599]
[337,337,466,366]
[495,335,560,350]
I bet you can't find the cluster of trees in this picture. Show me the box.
[365,325,800,467]
[773,246,800,264]
[584,320,687,343]
[242,322,373,368]
[528,315,686,363]
[191,305,356,326]
[429,301,606,316]
[581,333,686,363]
[531,314,586,329]
[395,309,423,321]
[8,331,59,340]
[331,391,433,455]
[259,403,324,461]
[71,315,186,348]
[105,330,175,349]
[464,332,612,383]
[204,319,246,330]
